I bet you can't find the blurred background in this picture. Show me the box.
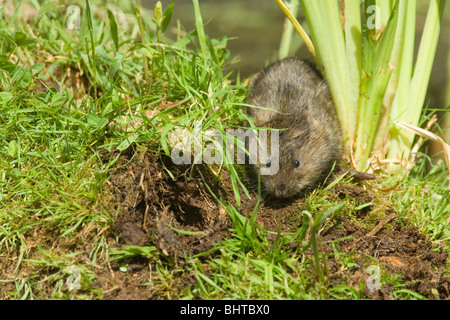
[144,0,449,116]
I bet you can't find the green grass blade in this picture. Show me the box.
[387,0,446,167]
[166,223,206,236]
[161,0,175,34]
[192,0,207,59]
[107,9,119,51]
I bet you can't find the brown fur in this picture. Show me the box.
[246,57,342,198]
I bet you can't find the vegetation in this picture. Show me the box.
[276,0,447,174]
[0,0,449,300]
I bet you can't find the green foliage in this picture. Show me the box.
[281,0,447,172]
[0,0,449,300]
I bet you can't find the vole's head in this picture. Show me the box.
[253,119,340,199]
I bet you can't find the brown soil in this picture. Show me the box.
[97,146,449,300]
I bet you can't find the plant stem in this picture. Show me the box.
[344,0,363,142]
[310,225,324,283]
[445,46,450,142]
[133,0,150,84]
[299,0,354,155]
[85,0,98,105]
[278,0,300,59]
[275,0,318,65]
[372,0,417,157]
[386,0,446,171]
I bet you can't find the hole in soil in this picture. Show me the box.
[100,146,450,299]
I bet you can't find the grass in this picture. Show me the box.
[0,0,449,300]
[277,0,448,173]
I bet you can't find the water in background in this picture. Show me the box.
[147,0,290,77]
[145,0,449,109]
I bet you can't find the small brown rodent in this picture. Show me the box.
[246,57,342,198]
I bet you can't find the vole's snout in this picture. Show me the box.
[274,189,284,198]
[272,184,295,199]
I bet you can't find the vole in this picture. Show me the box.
[245,57,342,198]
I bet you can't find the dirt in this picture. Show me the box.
[1,145,447,299]
[96,146,450,300]
[101,146,232,256]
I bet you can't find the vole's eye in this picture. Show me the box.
[265,160,272,168]
[294,160,301,169]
